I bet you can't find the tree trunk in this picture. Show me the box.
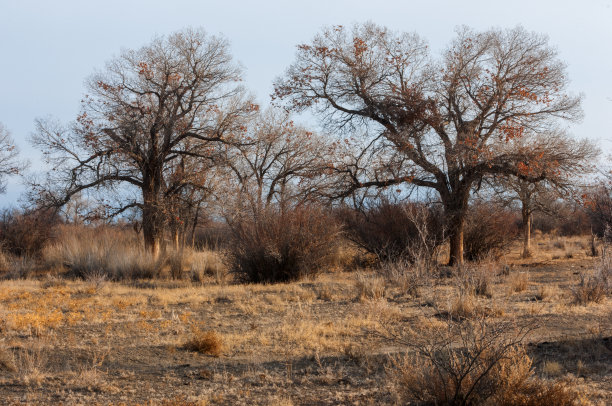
[142,213,162,258]
[448,215,465,266]
[171,227,180,251]
[142,179,164,258]
[521,207,532,258]
[445,191,469,266]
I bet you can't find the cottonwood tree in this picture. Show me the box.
[275,23,588,264]
[0,123,25,193]
[218,108,335,221]
[32,28,255,256]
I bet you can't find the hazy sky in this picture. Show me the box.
[0,0,610,205]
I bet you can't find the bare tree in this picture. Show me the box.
[486,136,598,257]
[275,23,587,264]
[0,123,25,194]
[218,108,335,221]
[31,28,255,256]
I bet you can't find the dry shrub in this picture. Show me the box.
[0,208,60,257]
[0,255,38,280]
[387,317,580,405]
[13,345,49,386]
[183,329,224,356]
[0,249,9,273]
[572,274,609,305]
[338,200,445,264]
[535,285,552,301]
[584,182,612,239]
[228,206,341,283]
[463,201,519,261]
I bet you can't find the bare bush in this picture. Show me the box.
[228,206,342,283]
[463,202,519,261]
[339,200,445,264]
[585,181,612,240]
[0,208,60,257]
[383,316,580,405]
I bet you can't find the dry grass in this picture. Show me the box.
[571,255,611,305]
[510,271,529,293]
[41,225,227,282]
[183,328,224,356]
[0,234,608,404]
[542,360,564,377]
[354,272,386,301]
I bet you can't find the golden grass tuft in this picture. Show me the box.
[183,329,224,357]
[354,272,386,301]
[542,360,564,377]
[510,272,529,293]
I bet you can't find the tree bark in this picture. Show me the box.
[142,211,162,258]
[142,173,164,258]
[445,190,470,266]
[448,214,465,266]
[522,206,532,258]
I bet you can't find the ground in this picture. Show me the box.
[0,235,610,405]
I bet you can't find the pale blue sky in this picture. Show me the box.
[0,0,610,205]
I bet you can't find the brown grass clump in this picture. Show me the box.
[449,293,477,319]
[572,256,610,305]
[542,360,564,377]
[493,378,582,406]
[354,272,386,301]
[0,344,15,372]
[43,225,163,280]
[572,273,609,305]
[183,329,224,357]
[457,263,496,298]
[378,259,430,298]
[511,272,529,293]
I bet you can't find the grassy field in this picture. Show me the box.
[0,234,610,405]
